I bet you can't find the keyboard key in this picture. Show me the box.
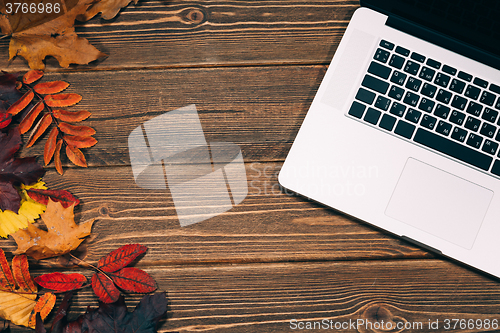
[434,73,451,88]
[418,98,435,112]
[436,89,452,104]
[436,120,452,136]
[388,85,405,101]
[495,129,500,142]
[451,95,467,110]
[405,77,422,91]
[442,65,457,75]
[480,91,496,106]
[390,71,407,85]
[389,54,405,69]
[474,77,488,88]
[426,58,441,69]
[380,40,394,50]
[374,48,390,63]
[491,160,500,176]
[451,127,468,142]
[368,61,392,79]
[496,97,500,110]
[490,84,500,94]
[403,60,420,75]
[403,91,420,107]
[466,101,483,116]
[480,122,496,138]
[375,96,391,111]
[405,108,422,123]
[362,75,389,94]
[466,133,483,149]
[434,104,450,119]
[465,116,481,132]
[482,140,499,155]
[348,101,366,118]
[355,88,376,105]
[419,67,435,81]
[364,107,382,125]
[421,83,437,98]
[458,71,473,82]
[449,110,466,125]
[390,102,406,117]
[395,46,410,56]
[410,52,425,63]
[482,108,499,123]
[449,79,466,94]
[465,85,481,100]
[414,128,492,171]
[379,114,397,131]
[394,120,416,139]
[420,114,437,130]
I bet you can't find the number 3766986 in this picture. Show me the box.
[5,2,61,14]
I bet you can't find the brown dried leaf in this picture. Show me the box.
[44,127,59,165]
[34,81,69,94]
[19,101,44,134]
[66,144,87,167]
[53,109,91,122]
[78,0,140,21]
[26,113,53,148]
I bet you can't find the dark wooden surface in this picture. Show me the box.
[2,1,500,332]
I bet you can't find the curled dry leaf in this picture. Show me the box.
[34,81,70,94]
[44,127,59,165]
[44,93,82,107]
[53,109,91,122]
[26,113,53,148]
[79,0,140,20]
[19,101,44,134]
[11,199,95,260]
[54,139,64,175]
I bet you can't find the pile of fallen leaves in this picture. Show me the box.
[0,0,139,69]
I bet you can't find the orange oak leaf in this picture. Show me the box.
[11,199,95,260]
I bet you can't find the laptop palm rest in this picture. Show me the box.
[385,158,493,249]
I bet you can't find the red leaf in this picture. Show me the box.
[44,127,59,165]
[59,122,96,137]
[26,188,80,208]
[19,101,44,134]
[44,93,82,107]
[54,139,64,175]
[65,144,87,168]
[26,113,53,148]
[7,90,34,116]
[34,81,69,94]
[0,112,12,129]
[63,135,97,148]
[0,249,15,291]
[91,273,120,304]
[23,70,44,84]
[12,255,37,293]
[52,109,91,122]
[111,267,157,293]
[98,244,148,273]
[34,272,87,292]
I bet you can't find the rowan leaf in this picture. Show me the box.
[28,293,57,328]
[91,273,120,304]
[54,139,64,175]
[53,109,91,122]
[44,127,59,165]
[63,135,98,148]
[25,188,80,208]
[19,101,45,134]
[44,93,82,107]
[23,70,44,84]
[59,122,96,136]
[65,144,88,168]
[11,199,95,260]
[0,249,15,292]
[0,72,23,112]
[34,81,70,94]
[0,112,12,129]
[111,267,157,294]
[34,272,87,292]
[26,113,53,148]
[7,90,34,116]
[12,255,36,293]
[98,244,148,273]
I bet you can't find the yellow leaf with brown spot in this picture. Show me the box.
[11,199,94,260]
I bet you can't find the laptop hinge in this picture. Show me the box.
[386,15,500,71]
[401,236,442,255]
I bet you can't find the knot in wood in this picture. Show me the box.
[358,303,407,333]
[99,206,109,215]
[186,8,205,24]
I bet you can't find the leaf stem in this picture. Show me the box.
[69,253,113,281]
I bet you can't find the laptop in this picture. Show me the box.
[279,0,500,278]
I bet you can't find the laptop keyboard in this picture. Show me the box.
[347,39,500,177]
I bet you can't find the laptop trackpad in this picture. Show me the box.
[385,158,493,249]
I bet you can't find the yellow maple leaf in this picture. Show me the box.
[0,250,55,328]
[11,199,94,260]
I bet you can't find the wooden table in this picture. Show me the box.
[2,1,500,332]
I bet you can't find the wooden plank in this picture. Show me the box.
[18,65,326,165]
[9,260,500,332]
[0,163,428,264]
[0,0,359,71]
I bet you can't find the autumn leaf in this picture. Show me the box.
[110,267,156,294]
[0,250,56,328]
[0,72,23,112]
[0,0,107,70]
[44,127,59,165]
[11,199,95,260]
[23,70,44,84]
[19,101,44,134]
[98,244,147,273]
[0,112,11,129]
[34,81,69,94]
[59,122,95,136]
[34,272,87,292]
[91,272,121,304]
[53,109,91,122]
[26,113,53,148]
[63,135,98,148]
[44,93,82,107]
[25,188,80,208]
[78,0,140,20]
[7,90,33,116]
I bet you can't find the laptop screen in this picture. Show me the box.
[363,0,500,60]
